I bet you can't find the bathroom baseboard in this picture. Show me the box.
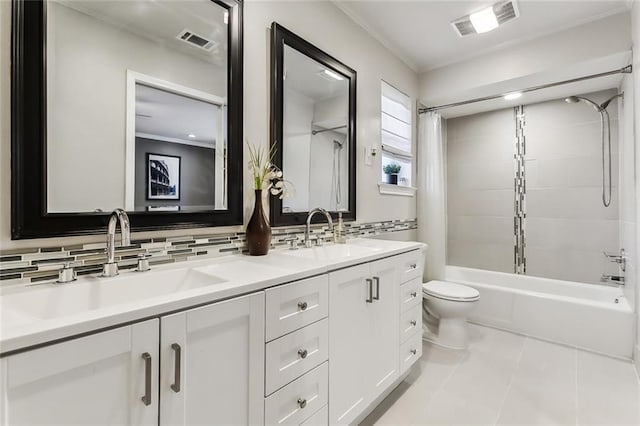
[634,344,640,378]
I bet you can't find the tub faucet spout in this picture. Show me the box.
[601,274,625,285]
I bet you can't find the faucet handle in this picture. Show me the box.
[284,236,299,250]
[603,249,626,271]
[56,262,79,284]
[136,253,151,272]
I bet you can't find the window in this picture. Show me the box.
[380,81,414,195]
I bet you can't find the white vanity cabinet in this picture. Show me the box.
[159,292,265,426]
[0,319,160,426]
[328,255,401,425]
[0,292,265,426]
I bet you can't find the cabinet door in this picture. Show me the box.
[328,263,371,425]
[368,257,400,400]
[160,292,265,426]
[0,319,159,426]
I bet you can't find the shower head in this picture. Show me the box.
[599,93,623,110]
[564,95,602,112]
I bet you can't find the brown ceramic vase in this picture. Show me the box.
[246,190,271,255]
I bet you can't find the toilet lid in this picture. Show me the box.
[422,280,480,301]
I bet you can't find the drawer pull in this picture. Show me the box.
[365,279,373,303]
[170,343,181,393]
[297,398,307,409]
[297,301,308,311]
[297,348,308,359]
[410,349,417,355]
[410,320,417,326]
[410,291,418,298]
[409,263,417,269]
[141,352,152,406]
[373,276,380,301]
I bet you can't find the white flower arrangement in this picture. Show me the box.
[247,142,294,199]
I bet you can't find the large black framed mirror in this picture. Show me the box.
[270,23,356,226]
[11,0,243,239]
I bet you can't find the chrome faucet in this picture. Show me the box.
[305,208,333,248]
[102,208,131,277]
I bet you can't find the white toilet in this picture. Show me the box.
[422,280,480,350]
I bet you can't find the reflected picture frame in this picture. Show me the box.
[146,153,181,200]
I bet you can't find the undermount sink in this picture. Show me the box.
[282,242,382,260]
[1,268,227,321]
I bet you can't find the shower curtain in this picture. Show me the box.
[417,112,446,281]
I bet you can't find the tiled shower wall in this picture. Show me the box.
[446,108,515,273]
[446,89,622,285]
[0,219,416,286]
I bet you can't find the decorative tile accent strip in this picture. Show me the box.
[513,106,526,275]
[0,219,417,286]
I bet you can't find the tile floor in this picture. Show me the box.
[361,324,640,425]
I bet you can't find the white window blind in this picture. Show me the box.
[381,82,411,156]
[381,81,413,188]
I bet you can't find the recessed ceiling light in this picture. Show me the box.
[323,69,344,81]
[188,133,196,138]
[469,6,499,34]
[504,92,522,101]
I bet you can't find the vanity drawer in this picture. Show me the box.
[396,250,424,285]
[266,275,329,341]
[265,362,328,426]
[265,318,329,396]
[399,277,422,313]
[300,405,328,426]
[399,304,422,344]
[399,333,422,375]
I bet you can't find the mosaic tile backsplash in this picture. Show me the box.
[0,219,417,286]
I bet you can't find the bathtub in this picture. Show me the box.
[445,266,635,359]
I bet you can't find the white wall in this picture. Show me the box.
[631,1,640,373]
[282,87,314,212]
[46,2,226,212]
[243,1,418,228]
[0,0,418,250]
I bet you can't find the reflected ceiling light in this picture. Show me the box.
[469,6,499,34]
[504,92,522,101]
[323,69,344,81]
[224,11,228,25]
[188,133,196,138]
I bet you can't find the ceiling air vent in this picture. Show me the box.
[176,29,216,51]
[450,0,520,37]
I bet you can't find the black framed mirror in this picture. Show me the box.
[270,23,356,226]
[11,0,243,239]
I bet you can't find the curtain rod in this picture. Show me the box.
[418,65,632,114]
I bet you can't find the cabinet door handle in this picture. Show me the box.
[170,343,181,393]
[409,263,417,269]
[141,352,152,406]
[365,278,373,303]
[410,349,417,355]
[297,398,307,409]
[410,291,418,298]
[410,320,417,326]
[298,301,308,311]
[298,348,308,359]
[373,276,380,301]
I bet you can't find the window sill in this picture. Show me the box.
[378,183,417,197]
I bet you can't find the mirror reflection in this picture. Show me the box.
[46,0,228,213]
[282,45,350,213]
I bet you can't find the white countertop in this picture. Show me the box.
[0,238,425,355]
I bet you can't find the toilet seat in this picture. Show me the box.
[422,280,480,302]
